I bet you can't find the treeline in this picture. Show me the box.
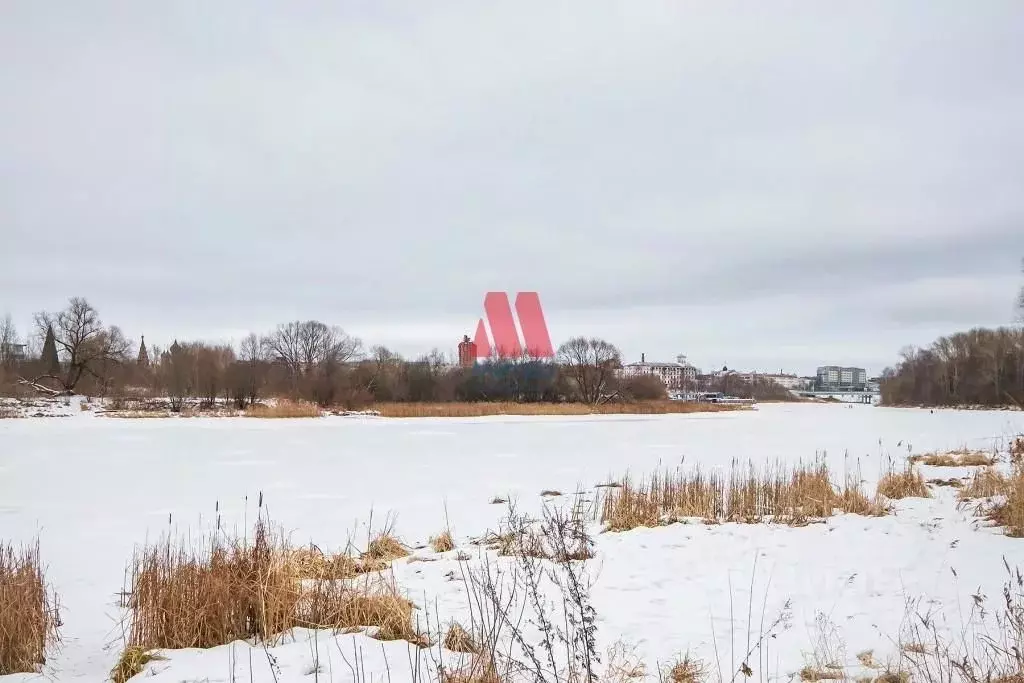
[704,374,798,402]
[1,297,667,408]
[880,327,1024,407]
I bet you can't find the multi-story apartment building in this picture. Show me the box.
[816,365,867,391]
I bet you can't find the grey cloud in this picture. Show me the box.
[1,1,1023,373]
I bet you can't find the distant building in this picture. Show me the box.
[765,373,812,391]
[621,353,699,387]
[0,342,26,362]
[816,365,867,391]
[457,335,477,368]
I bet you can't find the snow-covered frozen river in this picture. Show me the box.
[2,403,1023,682]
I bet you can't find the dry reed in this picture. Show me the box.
[441,658,504,683]
[605,641,647,683]
[363,532,409,562]
[443,622,479,654]
[877,465,931,499]
[120,514,424,654]
[0,540,60,675]
[957,465,1024,536]
[909,449,995,467]
[959,468,1013,500]
[600,460,885,531]
[371,401,745,418]
[110,646,165,683]
[799,667,844,681]
[245,399,322,418]
[662,654,709,683]
[289,546,361,579]
[430,530,455,553]
[298,578,424,644]
[988,472,1024,537]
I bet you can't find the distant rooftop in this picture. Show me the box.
[624,360,696,369]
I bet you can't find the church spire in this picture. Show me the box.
[137,335,149,366]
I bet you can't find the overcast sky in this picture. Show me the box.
[2,1,1023,375]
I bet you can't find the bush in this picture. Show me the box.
[620,374,668,401]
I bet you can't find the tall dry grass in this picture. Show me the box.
[959,468,1014,500]
[0,540,61,675]
[372,401,745,418]
[120,513,424,656]
[244,399,322,418]
[877,465,931,500]
[123,517,300,649]
[600,459,885,531]
[959,464,1024,537]
[988,473,1024,537]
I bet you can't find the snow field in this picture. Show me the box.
[1,403,1023,683]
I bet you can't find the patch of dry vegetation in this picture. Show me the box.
[475,502,595,562]
[959,468,1014,500]
[897,560,1024,683]
[877,465,931,500]
[244,399,322,418]
[988,474,1024,537]
[958,465,1024,536]
[289,546,363,579]
[440,658,504,683]
[364,532,409,562]
[662,653,709,683]
[443,622,479,654]
[119,513,425,658]
[109,646,165,683]
[874,670,910,683]
[799,667,844,681]
[371,401,745,418]
[910,449,995,467]
[600,460,886,531]
[430,530,455,553]
[604,641,646,683]
[0,540,61,676]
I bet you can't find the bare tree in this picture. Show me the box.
[160,340,192,411]
[261,320,361,380]
[0,313,18,369]
[556,337,622,404]
[231,333,266,407]
[24,298,130,394]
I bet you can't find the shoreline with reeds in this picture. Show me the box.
[368,400,749,418]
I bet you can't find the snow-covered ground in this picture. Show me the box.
[1,403,1023,683]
